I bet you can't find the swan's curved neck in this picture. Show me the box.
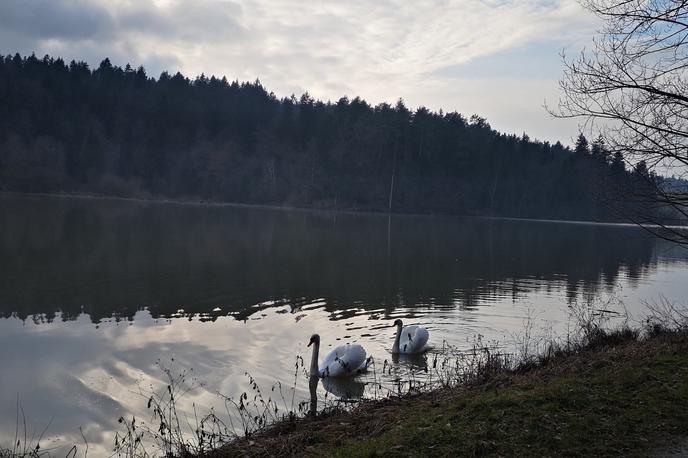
[392,325,402,353]
[309,341,320,377]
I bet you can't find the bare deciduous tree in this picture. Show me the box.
[553,0,688,245]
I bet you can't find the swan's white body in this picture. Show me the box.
[308,335,371,378]
[392,320,429,354]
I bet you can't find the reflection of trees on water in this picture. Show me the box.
[0,195,684,323]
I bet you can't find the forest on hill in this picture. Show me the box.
[0,53,661,221]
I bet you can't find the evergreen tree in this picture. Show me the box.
[574,134,590,156]
[591,135,610,163]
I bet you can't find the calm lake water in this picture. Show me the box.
[1,194,687,455]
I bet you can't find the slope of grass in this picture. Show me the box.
[219,330,688,457]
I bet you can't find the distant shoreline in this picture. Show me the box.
[2,189,685,230]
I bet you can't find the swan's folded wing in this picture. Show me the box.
[401,325,429,353]
[319,346,341,377]
[413,326,430,352]
[319,344,367,377]
[399,326,417,353]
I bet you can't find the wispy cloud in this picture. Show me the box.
[0,0,597,142]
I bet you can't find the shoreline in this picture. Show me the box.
[3,310,687,456]
[215,327,688,457]
[2,189,684,230]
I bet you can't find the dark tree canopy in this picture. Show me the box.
[0,53,670,221]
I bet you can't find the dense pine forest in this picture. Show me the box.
[0,53,661,220]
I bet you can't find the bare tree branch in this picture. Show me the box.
[552,0,688,246]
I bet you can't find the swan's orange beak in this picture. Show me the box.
[307,340,313,347]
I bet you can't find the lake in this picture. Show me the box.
[1,193,686,456]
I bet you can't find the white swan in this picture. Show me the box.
[391,319,429,354]
[308,334,371,378]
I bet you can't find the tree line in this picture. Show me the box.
[0,52,667,221]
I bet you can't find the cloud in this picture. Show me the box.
[0,0,244,75]
[0,0,114,40]
[0,0,597,142]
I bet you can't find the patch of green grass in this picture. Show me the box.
[327,337,688,457]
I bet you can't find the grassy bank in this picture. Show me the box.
[217,328,688,457]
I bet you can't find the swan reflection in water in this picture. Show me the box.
[321,376,366,399]
[308,375,319,417]
[307,375,367,416]
[391,351,429,372]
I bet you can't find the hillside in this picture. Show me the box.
[0,53,656,220]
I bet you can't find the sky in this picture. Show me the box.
[0,0,600,145]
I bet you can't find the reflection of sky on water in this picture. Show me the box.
[1,264,686,456]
